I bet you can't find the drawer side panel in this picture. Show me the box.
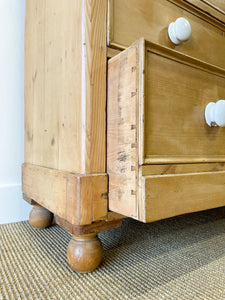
[107,39,144,218]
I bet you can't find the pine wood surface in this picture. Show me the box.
[107,38,225,220]
[29,205,53,229]
[107,39,144,219]
[108,38,225,167]
[25,0,107,174]
[107,47,121,58]
[22,163,108,226]
[141,162,225,175]
[108,0,225,68]
[144,44,225,163]
[141,171,225,222]
[186,0,225,14]
[140,163,225,222]
[67,233,103,273]
[24,0,225,235]
[55,215,123,236]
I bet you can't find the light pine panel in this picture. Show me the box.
[107,40,144,218]
[141,162,225,176]
[25,0,107,174]
[107,38,225,220]
[144,47,225,162]
[83,0,107,173]
[108,0,225,68]
[108,38,225,165]
[186,0,225,14]
[141,171,225,222]
[22,163,108,225]
[207,0,225,11]
[25,0,82,172]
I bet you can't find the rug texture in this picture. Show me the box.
[1,208,225,299]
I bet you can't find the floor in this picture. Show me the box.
[1,207,225,299]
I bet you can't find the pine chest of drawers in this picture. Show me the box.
[22,0,225,273]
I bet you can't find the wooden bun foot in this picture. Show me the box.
[67,233,103,273]
[29,205,53,229]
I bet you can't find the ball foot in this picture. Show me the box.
[29,205,53,229]
[67,233,103,273]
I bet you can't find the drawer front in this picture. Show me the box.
[186,0,225,13]
[144,42,225,164]
[208,0,225,11]
[108,0,225,68]
[141,170,225,222]
[108,161,225,221]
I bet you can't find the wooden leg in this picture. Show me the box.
[29,204,53,229]
[56,215,123,273]
[67,233,103,273]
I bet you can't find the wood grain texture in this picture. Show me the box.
[22,163,108,225]
[107,38,225,220]
[67,233,103,273]
[25,0,82,172]
[186,0,225,15]
[82,0,107,173]
[144,45,225,164]
[141,162,225,175]
[56,215,123,235]
[29,205,53,229]
[107,47,121,58]
[108,38,225,166]
[24,0,107,174]
[108,0,225,68]
[107,39,145,218]
[205,0,225,12]
[141,171,225,222]
[107,211,125,221]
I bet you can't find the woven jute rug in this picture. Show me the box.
[1,208,225,300]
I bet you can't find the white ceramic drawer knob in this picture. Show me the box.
[205,100,225,127]
[168,17,192,45]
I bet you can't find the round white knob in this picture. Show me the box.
[168,17,192,45]
[205,100,225,127]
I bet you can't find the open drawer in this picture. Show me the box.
[107,38,225,222]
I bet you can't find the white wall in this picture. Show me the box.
[0,0,30,224]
